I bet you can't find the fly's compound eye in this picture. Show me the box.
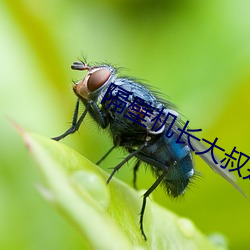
[87,68,111,92]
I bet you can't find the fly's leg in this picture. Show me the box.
[133,160,141,189]
[89,100,107,129]
[140,172,166,240]
[107,143,147,184]
[96,145,116,165]
[52,99,88,141]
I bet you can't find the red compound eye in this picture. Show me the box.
[87,68,111,92]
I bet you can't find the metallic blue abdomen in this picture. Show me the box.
[136,129,194,197]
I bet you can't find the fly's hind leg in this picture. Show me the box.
[140,172,166,240]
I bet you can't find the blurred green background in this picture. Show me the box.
[1,0,250,249]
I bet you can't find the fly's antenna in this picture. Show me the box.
[71,61,89,71]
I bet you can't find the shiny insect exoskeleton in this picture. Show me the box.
[52,60,244,240]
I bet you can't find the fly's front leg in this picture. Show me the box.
[89,100,108,129]
[52,99,89,141]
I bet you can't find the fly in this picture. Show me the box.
[52,60,245,240]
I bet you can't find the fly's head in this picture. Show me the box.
[72,61,116,101]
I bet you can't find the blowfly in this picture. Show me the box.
[52,60,245,240]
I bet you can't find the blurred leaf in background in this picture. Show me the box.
[16,129,224,250]
[0,0,250,249]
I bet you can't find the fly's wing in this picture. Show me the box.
[191,140,248,199]
[142,93,247,198]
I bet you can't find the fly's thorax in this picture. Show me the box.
[146,108,181,135]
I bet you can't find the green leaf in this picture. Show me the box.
[19,127,227,250]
